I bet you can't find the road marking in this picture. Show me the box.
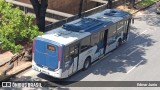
[135,30,148,38]
[127,60,144,74]
[127,48,139,56]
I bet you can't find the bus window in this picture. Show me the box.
[69,43,79,58]
[100,31,104,41]
[91,32,100,46]
[117,21,124,33]
[80,36,91,52]
[70,46,75,58]
[64,47,70,61]
[74,45,79,56]
[108,25,117,38]
[47,45,56,52]
[108,25,117,45]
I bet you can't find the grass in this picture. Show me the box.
[139,0,158,6]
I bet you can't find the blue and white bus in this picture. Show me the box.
[32,9,132,79]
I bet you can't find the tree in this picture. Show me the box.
[0,0,42,53]
[30,0,48,32]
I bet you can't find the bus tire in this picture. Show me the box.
[117,38,122,47]
[82,57,91,71]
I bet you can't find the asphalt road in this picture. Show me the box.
[2,4,160,90]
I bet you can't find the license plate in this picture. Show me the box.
[43,66,48,70]
[41,70,49,74]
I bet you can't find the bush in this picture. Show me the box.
[0,0,43,53]
[139,0,157,6]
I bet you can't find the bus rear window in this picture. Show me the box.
[47,45,56,51]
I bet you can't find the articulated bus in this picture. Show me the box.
[32,9,132,79]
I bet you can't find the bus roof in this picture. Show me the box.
[40,9,131,45]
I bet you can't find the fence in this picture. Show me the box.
[6,0,74,22]
[45,3,108,31]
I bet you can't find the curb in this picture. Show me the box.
[0,65,32,82]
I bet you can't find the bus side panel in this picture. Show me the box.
[78,46,98,70]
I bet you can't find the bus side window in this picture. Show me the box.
[74,45,79,56]
[100,31,104,41]
[117,21,124,33]
[108,25,117,45]
[108,25,117,38]
[91,32,100,46]
[125,20,128,31]
[80,36,91,52]
[64,47,70,61]
[70,46,75,58]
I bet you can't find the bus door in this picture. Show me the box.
[106,25,117,53]
[124,19,131,40]
[126,19,131,40]
[103,30,108,54]
[68,43,80,75]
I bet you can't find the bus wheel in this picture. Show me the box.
[117,38,122,47]
[83,57,91,71]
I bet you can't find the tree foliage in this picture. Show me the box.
[0,0,43,53]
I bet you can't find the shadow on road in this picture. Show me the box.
[134,5,160,27]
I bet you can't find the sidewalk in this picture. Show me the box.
[0,51,14,67]
[0,50,32,77]
[7,61,32,75]
[0,58,32,80]
[116,0,158,14]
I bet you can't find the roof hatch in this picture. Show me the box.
[63,18,103,32]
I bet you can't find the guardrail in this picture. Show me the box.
[45,3,108,31]
[6,0,108,31]
[6,0,74,21]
